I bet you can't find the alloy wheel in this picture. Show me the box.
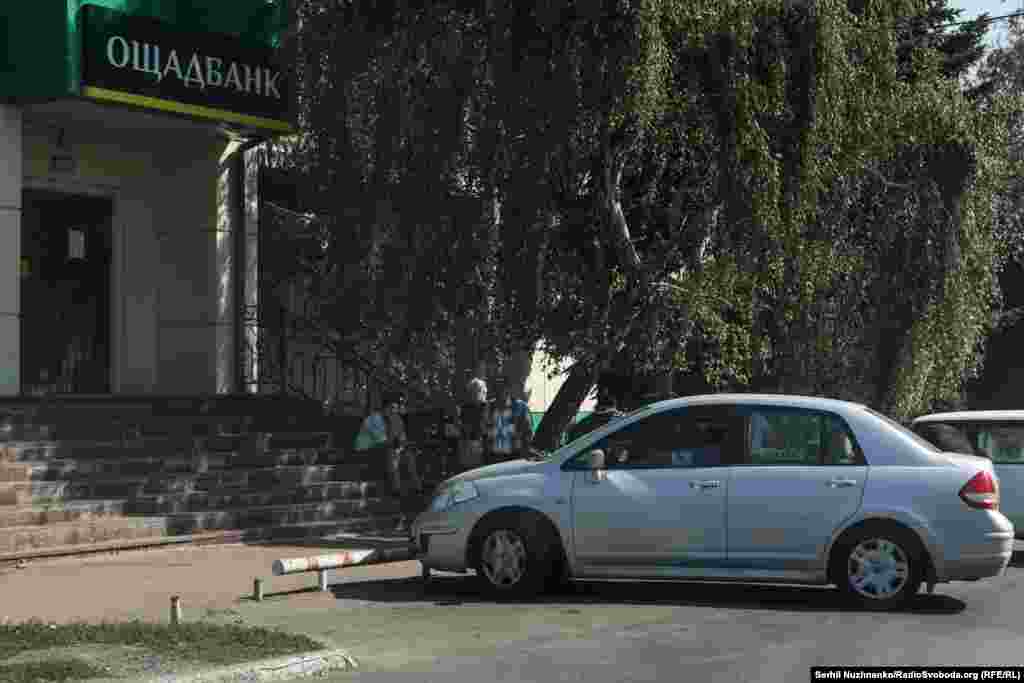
[480,529,528,588]
[847,537,910,601]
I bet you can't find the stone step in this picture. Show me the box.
[127,481,381,513]
[161,499,408,535]
[0,500,129,527]
[2,440,147,462]
[17,458,197,482]
[266,432,334,450]
[193,464,377,490]
[0,425,53,443]
[0,471,425,506]
[2,437,344,466]
[0,518,411,563]
[257,516,415,542]
[0,516,168,555]
[2,476,196,501]
[133,415,250,438]
[0,463,32,483]
[130,491,400,517]
[10,450,356,481]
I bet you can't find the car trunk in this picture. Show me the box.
[934,451,995,475]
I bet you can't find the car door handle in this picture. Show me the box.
[690,480,721,490]
[826,478,859,488]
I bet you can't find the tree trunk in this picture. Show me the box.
[504,345,534,402]
[531,361,601,451]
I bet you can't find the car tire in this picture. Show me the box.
[832,524,924,609]
[473,512,556,599]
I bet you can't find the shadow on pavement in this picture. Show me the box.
[1008,550,1024,568]
[326,574,966,615]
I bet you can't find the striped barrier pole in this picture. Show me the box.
[271,547,419,592]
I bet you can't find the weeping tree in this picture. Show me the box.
[263,2,518,409]
[521,0,1018,445]
[268,0,1017,434]
[747,3,1017,419]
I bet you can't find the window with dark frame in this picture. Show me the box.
[746,408,864,466]
[565,408,738,470]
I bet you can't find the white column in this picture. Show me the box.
[243,146,260,394]
[214,140,238,395]
[0,105,22,396]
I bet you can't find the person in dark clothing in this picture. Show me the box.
[458,377,489,471]
[567,386,624,444]
[438,404,461,479]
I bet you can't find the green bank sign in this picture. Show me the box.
[80,4,291,132]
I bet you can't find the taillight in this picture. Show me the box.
[959,471,1000,510]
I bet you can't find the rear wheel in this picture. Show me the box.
[833,525,924,609]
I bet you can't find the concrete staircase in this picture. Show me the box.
[0,396,439,561]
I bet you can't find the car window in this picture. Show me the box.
[871,409,940,452]
[566,407,738,470]
[747,408,863,466]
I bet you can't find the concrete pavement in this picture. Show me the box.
[2,539,1023,681]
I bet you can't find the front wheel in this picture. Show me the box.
[474,516,555,598]
[833,526,924,609]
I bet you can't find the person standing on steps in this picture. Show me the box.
[459,377,489,472]
[386,396,424,534]
[354,395,391,479]
[511,396,534,458]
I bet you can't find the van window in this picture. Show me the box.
[914,421,1024,464]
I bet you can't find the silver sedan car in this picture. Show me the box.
[412,394,1014,608]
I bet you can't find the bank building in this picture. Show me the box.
[0,2,376,559]
[1,1,293,400]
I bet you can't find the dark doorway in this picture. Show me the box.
[20,190,113,395]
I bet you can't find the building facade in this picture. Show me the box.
[1,0,290,397]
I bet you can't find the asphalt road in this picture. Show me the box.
[217,544,1024,683]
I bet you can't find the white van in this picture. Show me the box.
[912,411,1024,534]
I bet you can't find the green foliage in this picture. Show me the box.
[0,619,322,663]
[0,658,109,683]
[273,0,1016,422]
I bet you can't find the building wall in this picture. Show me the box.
[524,347,596,414]
[18,108,228,395]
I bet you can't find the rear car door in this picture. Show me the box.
[726,406,867,577]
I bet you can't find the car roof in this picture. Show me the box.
[912,410,1024,424]
[639,393,866,415]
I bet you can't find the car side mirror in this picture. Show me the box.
[586,449,607,483]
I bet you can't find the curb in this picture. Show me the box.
[123,649,360,683]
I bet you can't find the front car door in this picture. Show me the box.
[567,406,742,577]
[726,406,867,581]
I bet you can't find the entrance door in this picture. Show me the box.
[20,190,113,395]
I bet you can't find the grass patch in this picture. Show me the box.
[0,658,109,683]
[0,620,325,681]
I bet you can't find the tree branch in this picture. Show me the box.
[864,164,915,191]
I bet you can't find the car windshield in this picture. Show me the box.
[865,408,941,453]
[557,404,651,451]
